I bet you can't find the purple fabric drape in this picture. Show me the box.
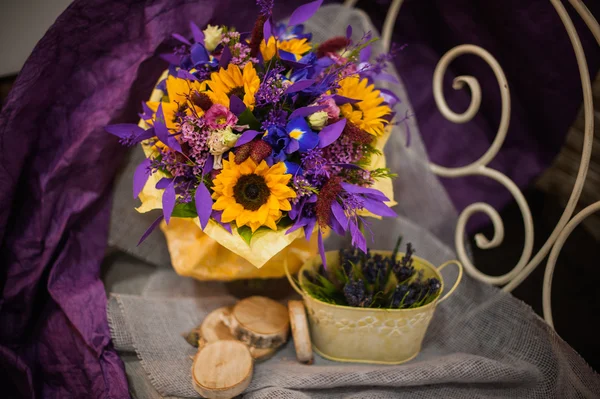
[1,0,598,397]
[0,1,293,397]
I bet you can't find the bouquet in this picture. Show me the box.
[106,0,402,279]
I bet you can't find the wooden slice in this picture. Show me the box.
[192,340,253,399]
[199,307,236,343]
[228,296,289,349]
[200,306,276,361]
[288,300,313,364]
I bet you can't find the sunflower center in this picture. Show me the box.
[233,174,270,211]
[228,86,246,100]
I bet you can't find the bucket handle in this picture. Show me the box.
[284,258,305,297]
[436,260,463,303]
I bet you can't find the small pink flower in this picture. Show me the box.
[204,104,238,130]
[319,97,340,119]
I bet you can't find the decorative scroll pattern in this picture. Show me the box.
[429,45,534,286]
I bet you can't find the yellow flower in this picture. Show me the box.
[146,75,205,130]
[337,76,391,136]
[205,63,260,110]
[260,37,312,61]
[212,153,296,232]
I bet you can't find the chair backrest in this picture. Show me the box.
[344,0,600,328]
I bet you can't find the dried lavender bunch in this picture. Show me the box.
[301,238,442,309]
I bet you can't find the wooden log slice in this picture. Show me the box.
[199,306,276,361]
[228,296,289,349]
[288,300,313,364]
[192,340,253,399]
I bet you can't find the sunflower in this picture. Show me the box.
[260,37,312,62]
[212,153,296,232]
[146,75,205,130]
[336,76,391,136]
[205,63,260,110]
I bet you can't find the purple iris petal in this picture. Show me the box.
[334,163,363,170]
[172,33,191,46]
[286,117,319,152]
[299,131,319,151]
[284,161,302,175]
[235,130,262,147]
[160,53,182,65]
[133,158,151,199]
[229,95,246,116]
[288,198,305,221]
[278,50,307,69]
[155,104,183,153]
[346,25,352,40]
[318,118,346,148]
[139,102,154,120]
[285,79,315,94]
[137,215,164,246]
[286,220,303,235]
[212,210,232,234]
[177,69,198,81]
[162,182,176,224]
[362,197,397,218]
[106,124,154,146]
[329,211,346,235]
[204,155,214,174]
[349,220,367,253]
[289,0,323,26]
[331,201,349,231]
[378,88,401,107]
[191,43,210,66]
[360,45,372,63]
[332,94,360,105]
[219,46,232,68]
[190,21,204,44]
[155,177,173,190]
[341,182,389,202]
[195,183,212,229]
[304,218,316,241]
[264,17,272,41]
[285,138,300,154]
[105,124,145,139]
[289,105,327,120]
[318,229,327,269]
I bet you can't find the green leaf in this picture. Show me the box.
[391,235,403,261]
[237,225,253,246]
[171,202,198,218]
[238,109,261,130]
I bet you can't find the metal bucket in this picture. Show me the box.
[287,250,463,364]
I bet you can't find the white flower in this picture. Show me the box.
[203,25,223,52]
[208,127,238,169]
[308,111,329,131]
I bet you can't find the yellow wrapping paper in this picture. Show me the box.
[135,71,395,280]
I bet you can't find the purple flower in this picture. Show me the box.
[301,148,330,183]
[256,0,274,16]
[256,66,286,106]
[261,108,288,130]
[285,117,319,153]
[263,126,289,163]
[343,279,372,307]
[204,104,238,130]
